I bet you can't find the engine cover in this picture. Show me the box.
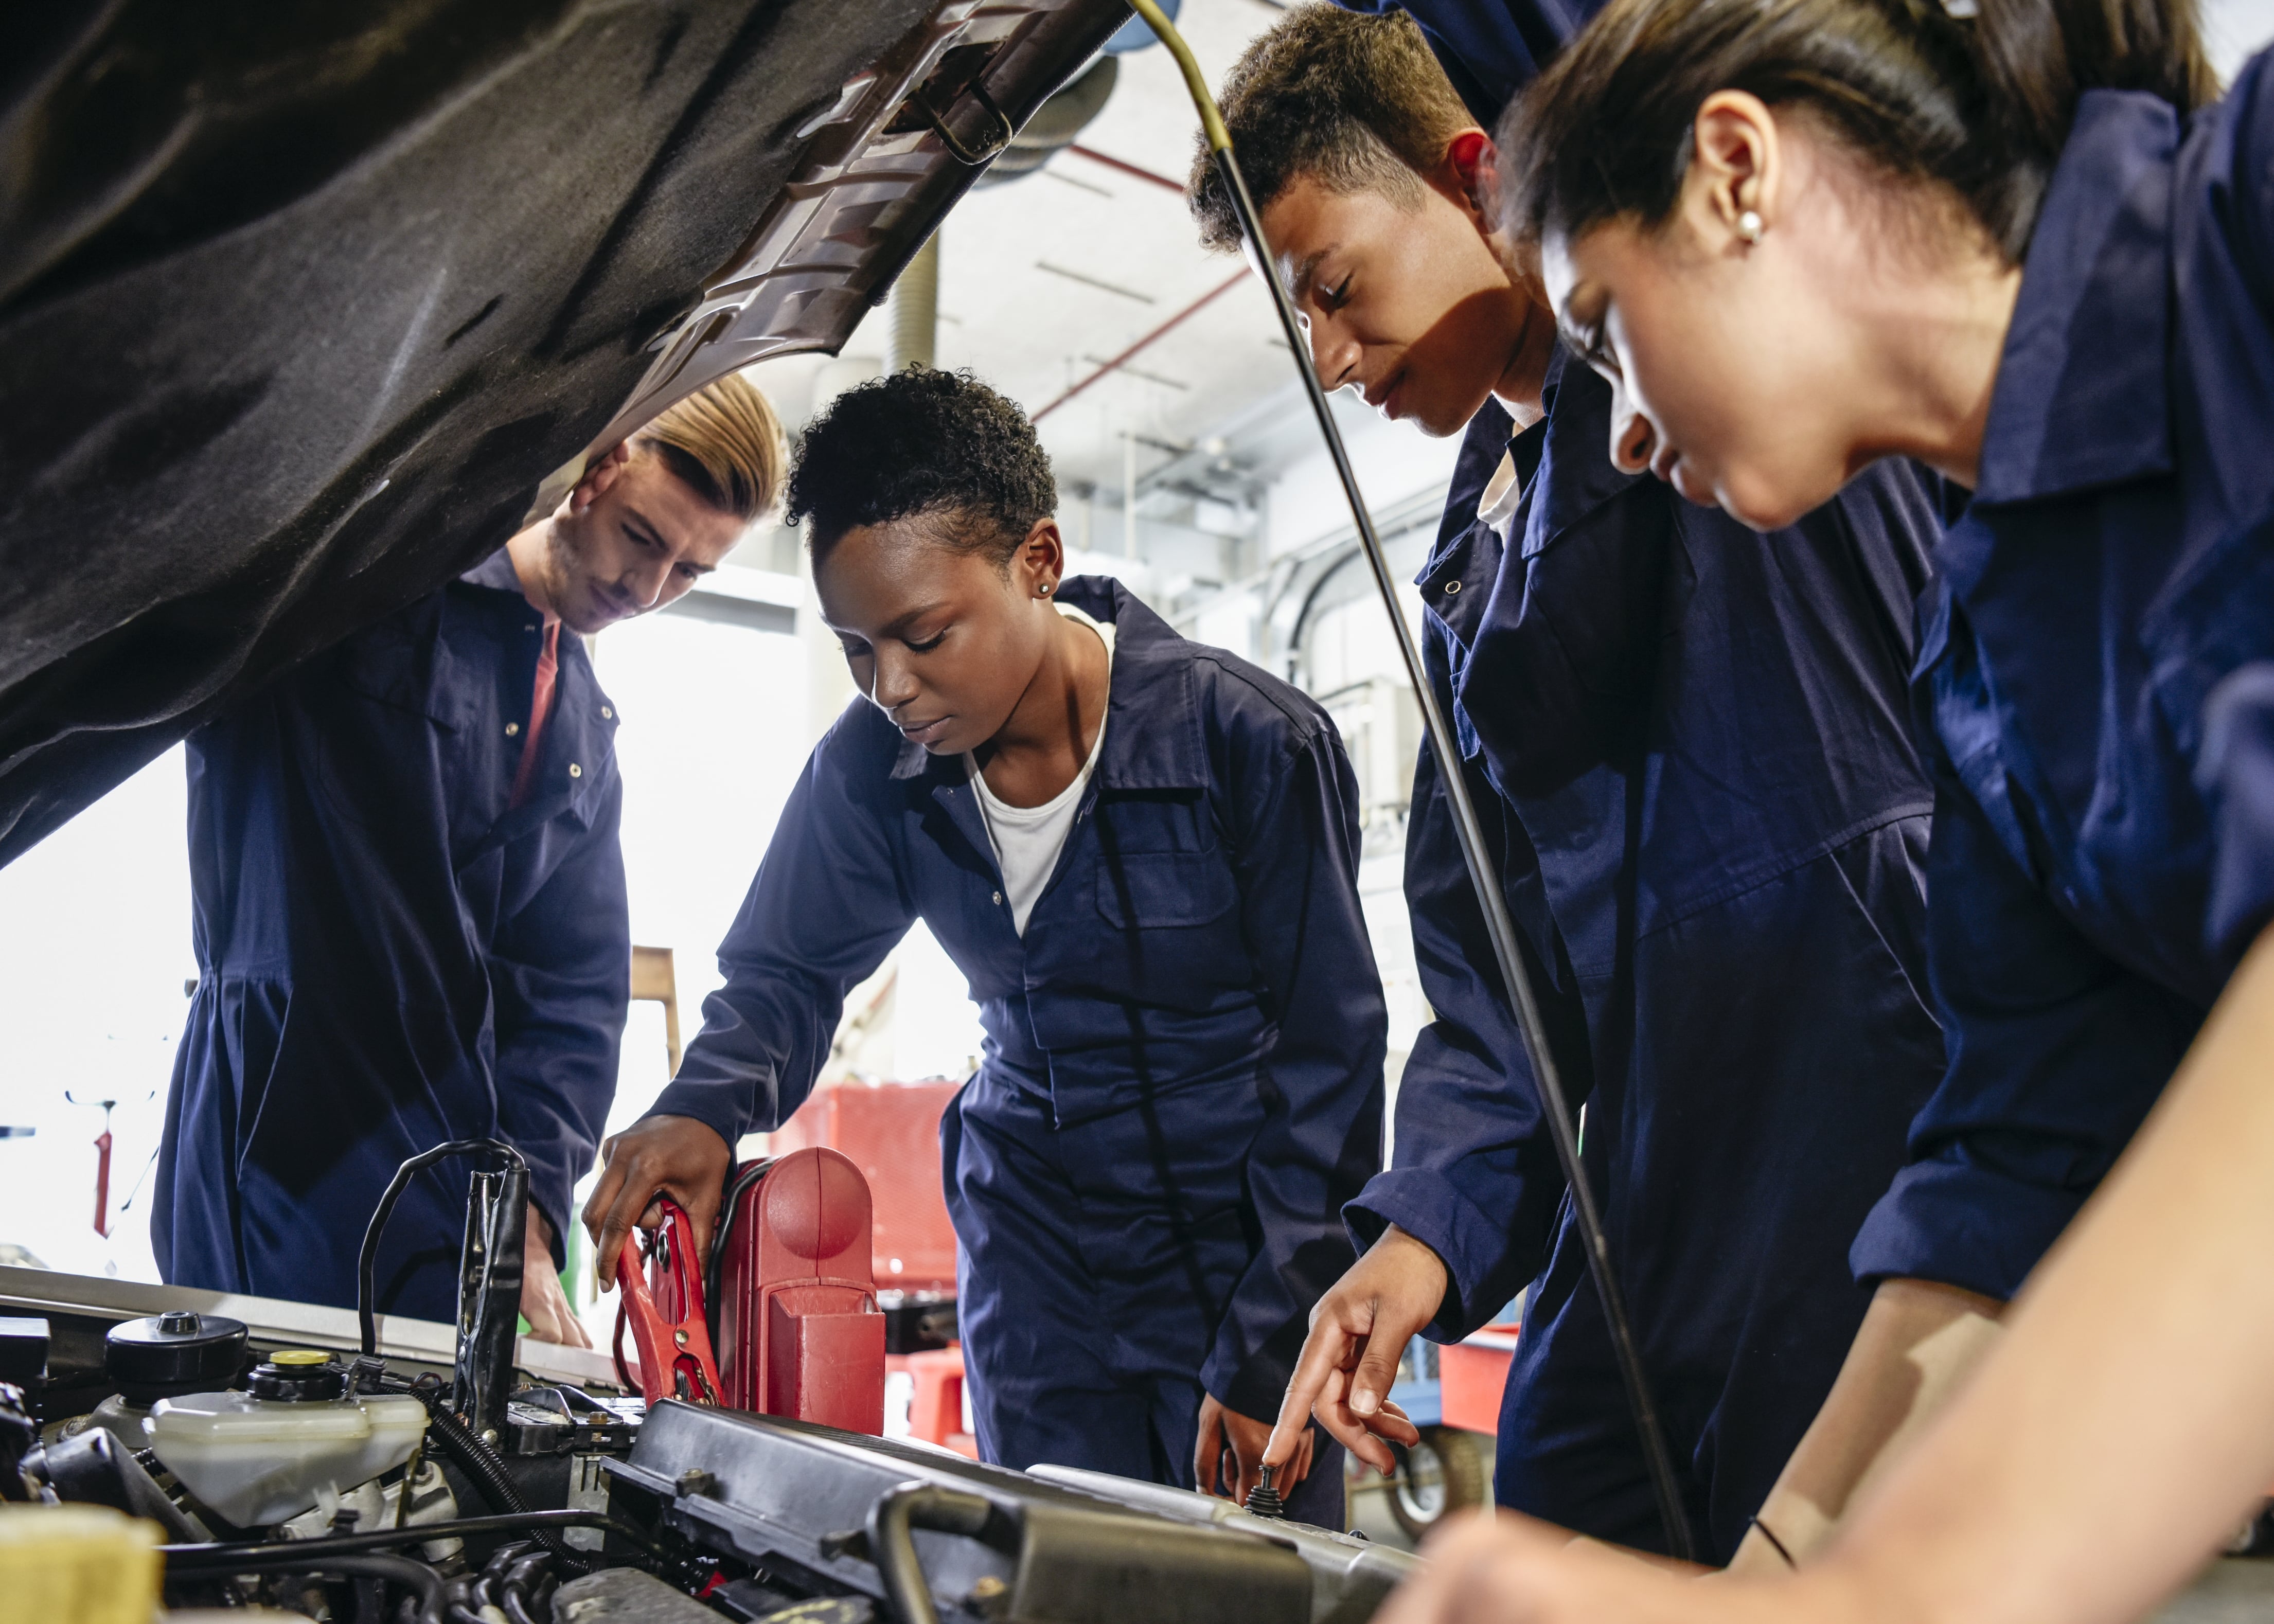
[606,1402,1312,1624]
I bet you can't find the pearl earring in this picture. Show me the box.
[1039,583,1053,596]
[1736,209,1765,246]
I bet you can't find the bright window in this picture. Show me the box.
[0,598,831,1307]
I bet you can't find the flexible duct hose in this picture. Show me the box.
[413,1390,585,1571]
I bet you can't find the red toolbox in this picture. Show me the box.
[1440,1323,1521,1435]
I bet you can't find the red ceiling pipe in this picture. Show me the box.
[1032,270,1248,423]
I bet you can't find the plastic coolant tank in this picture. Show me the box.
[145,1391,427,1526]
[0,1505,161,1624]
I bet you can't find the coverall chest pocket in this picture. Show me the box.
[1091,847,1249,1005]
[316,629,471,833]
[2142,506,2274,759]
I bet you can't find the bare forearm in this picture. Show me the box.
[1730,1278,2003,1573]
[1814,925,2274,1624]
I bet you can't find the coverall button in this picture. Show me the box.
[569,763,583,779]
[504,722,520,737]
[992,890,1003,905]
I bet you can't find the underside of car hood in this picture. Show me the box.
[0,0,1126,864]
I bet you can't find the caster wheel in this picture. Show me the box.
[1387,1425,1487,1542]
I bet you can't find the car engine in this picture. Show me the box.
[0,1144,1415,1623]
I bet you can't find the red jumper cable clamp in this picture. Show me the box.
[612,1196,723,1406]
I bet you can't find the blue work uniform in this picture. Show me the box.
[1847,59,2274,1299]
[649,578,1383,1519]
[1352,353,1948,1559]
[2202,665,2274,962]
[155,551,627,1322]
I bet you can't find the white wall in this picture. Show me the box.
[0,602,841,1294]
[587,608,812,1126]
[1266,401,1464,561]
[2208,0,2274,77]
[0,748,196,1281]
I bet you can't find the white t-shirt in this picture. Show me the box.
[967,603,1115,936]
[1478,447,1524,541]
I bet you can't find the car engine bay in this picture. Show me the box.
[0,1143,1416,1623]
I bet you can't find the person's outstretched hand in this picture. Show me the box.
[1377,1511,1805,1624]
[1198,1394,1313,1507]
[1263,1225,1447,1479]
[581,1114,733,1289]
[519,1204,592,1348]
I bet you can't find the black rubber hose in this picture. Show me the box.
[482,1537,536,1578]
[471,1538,534,1614]
[501,1549,554,1624]
[157,1510,674,1566]
[415,1398,585,1569]
[864,1483,1014,1624]
[359,1138,526,1359]
[703,1157,774,1345]
[445,1572,488,1624]
[161,1548,446,1624]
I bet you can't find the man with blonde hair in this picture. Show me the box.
[154,374,786,1343]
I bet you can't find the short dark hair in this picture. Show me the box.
[1501,0,2216,265]
[786,366,1057,565]
[1187,5,1474,254]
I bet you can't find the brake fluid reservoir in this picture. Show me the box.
[144,1352,427,1526]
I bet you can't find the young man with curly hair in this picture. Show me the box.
[1191,7,1953,1560]
[587,368,1385,1519]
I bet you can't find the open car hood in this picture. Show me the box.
[0,0,1127,863]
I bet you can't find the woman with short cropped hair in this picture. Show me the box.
[585,367,1384,1521]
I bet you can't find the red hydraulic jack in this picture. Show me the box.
[614,1146,884,1435]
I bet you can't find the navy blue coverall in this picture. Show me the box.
[155,551,627,1322]
[1350,352,1949,1559]
[1334,0,1596,124]
[1846,61,2274,1300]
[2203,666,2274,962]
[648,578,1385,1516]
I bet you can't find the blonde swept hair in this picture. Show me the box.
[635,372,788,524]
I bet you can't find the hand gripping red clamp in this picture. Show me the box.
[611,1197,723,1406]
